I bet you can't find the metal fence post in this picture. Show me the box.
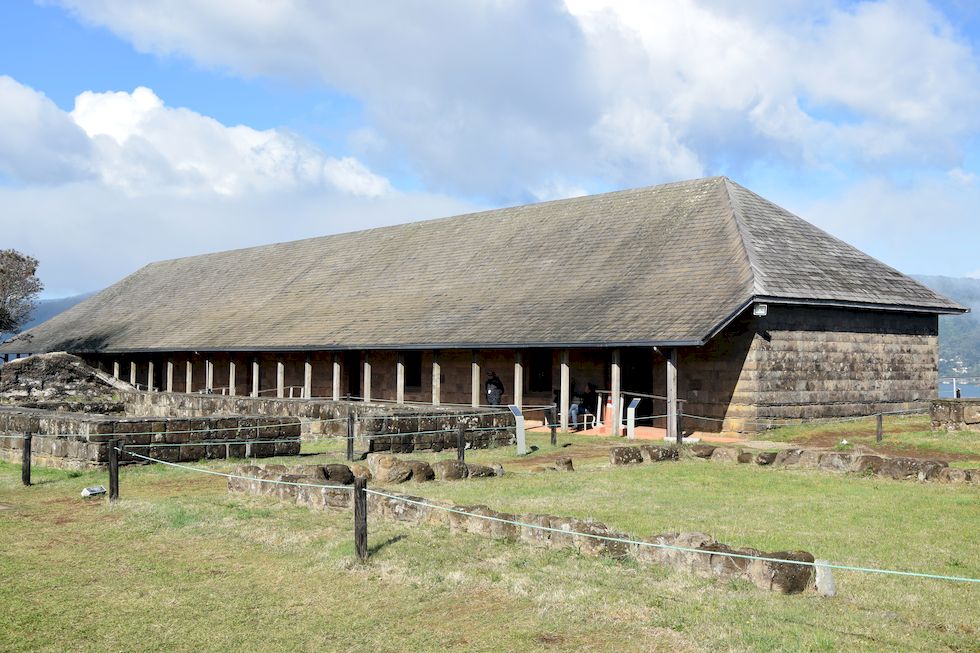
[354,476,368,562]
[21,433,32,487]
[457,423,466,463]
[346,412,355,462]
[108,439,119,502]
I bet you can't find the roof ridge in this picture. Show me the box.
[721,177,765,297]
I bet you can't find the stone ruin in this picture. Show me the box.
[609,444,979,485]
[228,462,818,595]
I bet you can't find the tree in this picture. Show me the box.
[0,249,43,333]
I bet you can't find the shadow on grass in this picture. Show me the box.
[369,533,408,555]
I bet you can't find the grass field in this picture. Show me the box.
[1,429,978,652]
[760,414,980,464]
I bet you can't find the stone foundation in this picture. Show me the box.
[228,463,817,594]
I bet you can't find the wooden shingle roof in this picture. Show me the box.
[2,177,965,354]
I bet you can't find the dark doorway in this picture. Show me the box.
[621,348,656,418]
[345,351,361,399]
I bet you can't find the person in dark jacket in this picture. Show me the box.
[485,370,505,405]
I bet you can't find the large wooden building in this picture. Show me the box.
[1,177,966,434]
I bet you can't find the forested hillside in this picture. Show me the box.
[914,275,980,377]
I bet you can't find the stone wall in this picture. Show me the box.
[121,391,515,449]
[0,406,299,469]
[931,399,980,431]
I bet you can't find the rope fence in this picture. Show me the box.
[94,446,980,587]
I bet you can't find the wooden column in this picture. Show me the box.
[165,360,174,392]
[113,361,120,379]
[431,351,441,405]
[229,359,237,396]
[332,354,341,401]
[396,353,405,404]
[251,358,259,397]
[304,356,313,399]
[471,352,480,408]
[362,354,372,402]
[666,348,678,443]
[147,360,154,392]
[559,349,570,431]
[276,360,285,398]
[129,361,137,386]
[611,348,621,437]
[186,360,193,393]
[205,358,214,392]
[513,351,524,410]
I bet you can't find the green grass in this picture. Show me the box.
[762,414,980,463]
[1,437,978,652]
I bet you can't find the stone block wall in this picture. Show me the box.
[681,306,939,433]
[931,399,980,431]
[0,406,300,469]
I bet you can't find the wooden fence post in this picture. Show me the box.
[676,410,684,446]
[457,423,466,463]
[21,433,32,487]
[550,404,557,447]
[108,439,119,502]
[353,476,368,562]
[876,413,883,443]
[346,413,355,462]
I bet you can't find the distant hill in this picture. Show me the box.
[913,275,980,377]
[1,292,95,344]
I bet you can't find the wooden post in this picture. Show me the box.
[513,351,523,410]
[251,358,259,397]
[346,412,355,462]
[229,359,237,396]
[304,356,312,399]
[166,360,174,392]
[186,360,193,393]
[353,476,368,562]
[396,353,405,404]
[457,423,466,463]
[611,348,622,437]
[559,349,570,432]
[113,360,120,379]
[332,354,341,402]
[550,404,557,446]
[431,351,441,406]
[130,361,137,386]
[147,360,155,392]
[108,439,119,502]
[876,413,883,443]
[21,433,32,486]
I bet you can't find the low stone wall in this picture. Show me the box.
[228,463,817,595]
[0,406,300,469]
[931,399,980,431]
[609,444,978,484]
[123,391,515,449]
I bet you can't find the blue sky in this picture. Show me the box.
[1,0,979,297]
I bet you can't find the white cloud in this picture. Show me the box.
[782,174,980,277]
[51,1,980,198]
[0,77,391,198]
[0,75,93,183]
